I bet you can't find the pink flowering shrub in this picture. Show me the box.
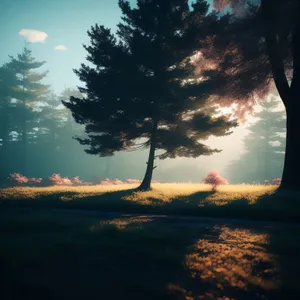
[71,176,82,185]
[6,174,158,187]
[99,178,114,185]
[8,173,42,186]
[49,174,73,186]
[202,170,228,191]
[264,178,281,185]
[71,176,92,186]
[8,173,29,185]
[112,179,124,185]
[29,177,43,184]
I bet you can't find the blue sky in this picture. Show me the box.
[0,0,132,94]
[0,0,216,95]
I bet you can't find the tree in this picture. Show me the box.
[0,63,18,184]
[226,95,285,183]
[6,46,50,174]
[63,0,237,190]
[202,170,228,191]
[207,0,300,190]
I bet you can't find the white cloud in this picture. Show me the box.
[19,29,48,43]
[54,45,68,51]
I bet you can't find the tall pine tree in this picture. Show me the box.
[63,0,237,190]
[7,46,50,174]
[0,63,19,184]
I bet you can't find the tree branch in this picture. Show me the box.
[261,0,291,106]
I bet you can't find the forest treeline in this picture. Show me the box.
[0,47,285,186]
[0,47,207,184]
[1,0,297,190]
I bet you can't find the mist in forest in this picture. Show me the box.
[0,0,286,184]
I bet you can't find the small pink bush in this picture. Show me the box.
[29,177,43,184]
[71,176,92,186]
[99,178,114,185]
[71,176,82,186]
[7,174,159,187]
[8,173,29,185]
[8,173,43,186]
[49,174,73,186]
[112,179,124,185]
[202,170,228,191]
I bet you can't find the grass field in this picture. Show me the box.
[1,183,300,222]
[1,184,300,299]
[0,209,300,300]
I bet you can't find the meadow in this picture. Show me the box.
[1,183,300,299]
[1,183,300,222]
[1,208,300,300]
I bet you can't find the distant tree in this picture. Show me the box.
[0,64,18,184]
[37,91,62,145]
[202,170,228,191]
[63,0,237,190]
[226,95,285,183]
[6,46,50,174]
[204,0,300,190]
[35,87,85,176]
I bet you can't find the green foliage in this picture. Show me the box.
[2,46,50,174]
[63,0,237,189]
[210,0,300,190]
[0,64,19,181]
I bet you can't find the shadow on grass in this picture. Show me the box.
[1,209,297,300]
[1,187,300,222]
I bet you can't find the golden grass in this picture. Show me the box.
[185,226,280,293]
[0,184,137,200]
[0,183,277,204]
[3,183,296,222]
[91,216,154,230]
[1,209,300,299]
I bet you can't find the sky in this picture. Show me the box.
[0,0,258,175]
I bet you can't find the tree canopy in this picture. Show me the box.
[199,0,300,190]
[63,0,238,190]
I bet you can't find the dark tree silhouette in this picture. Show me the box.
[63,0,237,190]
[6,46,50,175]
[0,64,18,184]
[226,95,285,183]
[207,0,300,190]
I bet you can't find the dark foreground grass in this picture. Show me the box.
[0,209,300,300]
[1,184,300,222]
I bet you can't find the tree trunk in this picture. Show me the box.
[279,2,300,191]
[137,118,158,191]
[279,102,300,190]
